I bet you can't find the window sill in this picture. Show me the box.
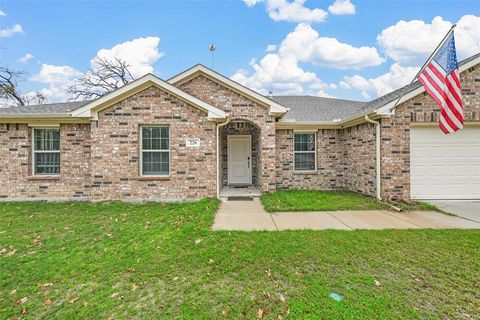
[293,171,318,175]
[28,176,60,181]
[137,176,171,181]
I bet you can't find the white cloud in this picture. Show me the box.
[232,53,328,95]
[232,23,383,96]
[328,0,355,15]
[280,23,384,69]
[93,36,163,78]
[0,10,6,16]
[266,44,277,52]
[341,63,419,98]
[243,0,328,23]
[0,24,23,37]
[30,64,81,101]
[28,36,164,102]
[377,15,480,65]
[18,53,34,64]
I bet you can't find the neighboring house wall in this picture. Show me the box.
[178,75,277,192]
[381,65,480,201]
[0,123,91,199]
[89,86,217,201]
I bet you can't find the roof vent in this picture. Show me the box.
[268,91,273,97]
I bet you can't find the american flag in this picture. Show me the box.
[418,31,463,134]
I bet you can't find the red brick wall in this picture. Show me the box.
[178,75,277,192]
[381,65,480,201]
[275,126,376,196]
[0,123,91,199]
[341,123,376,196]
[275,128,344,190]
[89,86,217,201]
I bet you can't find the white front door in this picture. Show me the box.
[228,135,252,185]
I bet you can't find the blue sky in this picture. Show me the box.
[1,0,479,103]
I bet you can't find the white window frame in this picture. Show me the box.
[139,125,170,176]
[32,127,61,176]
[293,131,317,172]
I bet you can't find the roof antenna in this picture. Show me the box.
[209,43,216,69]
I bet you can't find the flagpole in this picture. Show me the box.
[388,24,457,112]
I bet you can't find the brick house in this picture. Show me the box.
[1,53,479,202]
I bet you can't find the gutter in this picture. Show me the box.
[365,115,382,200]
[216,115,231,199]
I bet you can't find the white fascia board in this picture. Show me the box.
[376,55,480,116]
[168,65,289,115]
[71,73,226,120]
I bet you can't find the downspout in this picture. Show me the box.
[216,116,231,199]
[365,115,382,200]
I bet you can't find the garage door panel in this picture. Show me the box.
[410,126,480,200]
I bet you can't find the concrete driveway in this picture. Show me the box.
[428,200,480,223]
[212,198,480,231]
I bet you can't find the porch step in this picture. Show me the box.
[227,196,254,201]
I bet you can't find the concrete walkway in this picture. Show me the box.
[212,198,480,231]
[427,200,480,223]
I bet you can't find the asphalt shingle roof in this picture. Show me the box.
[0,101,90,115]
[1,53,478,121]
[270,96,365,122]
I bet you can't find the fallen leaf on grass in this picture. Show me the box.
[110,292,119,298]
[277,315,283,320]
[10,289,16,295]
[375,280,382,287]
[41,283,54,287]
[265,269,272,278]
[68,297,79,304]
[173,276,179,282]
[127,268,136,273]
[44,299,52,306]
[32,234,42,246]
[221,310,227,317]
[194,239,203,245]
[6,249,16,256]
[0,248,6,255]
[132,284,138,291]
[83,301,88,307]
[20,297,28,304]
[257,308,266,318]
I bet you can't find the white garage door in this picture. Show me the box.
[410,126,480,200]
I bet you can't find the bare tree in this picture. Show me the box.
[0,66,27,106]
[67,57,135,100]
[24,91,48,105]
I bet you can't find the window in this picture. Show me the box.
[294,132,316,171]
[32,128,60,175]
[141,126,169,176]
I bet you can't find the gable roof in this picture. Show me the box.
[0,74,226,121]
[372,52,480,115]
[1,53,478,125]
[167,64,289,116]
[71,73,226,120]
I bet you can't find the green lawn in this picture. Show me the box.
[261,190,390,212]
[1,200,479,319]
